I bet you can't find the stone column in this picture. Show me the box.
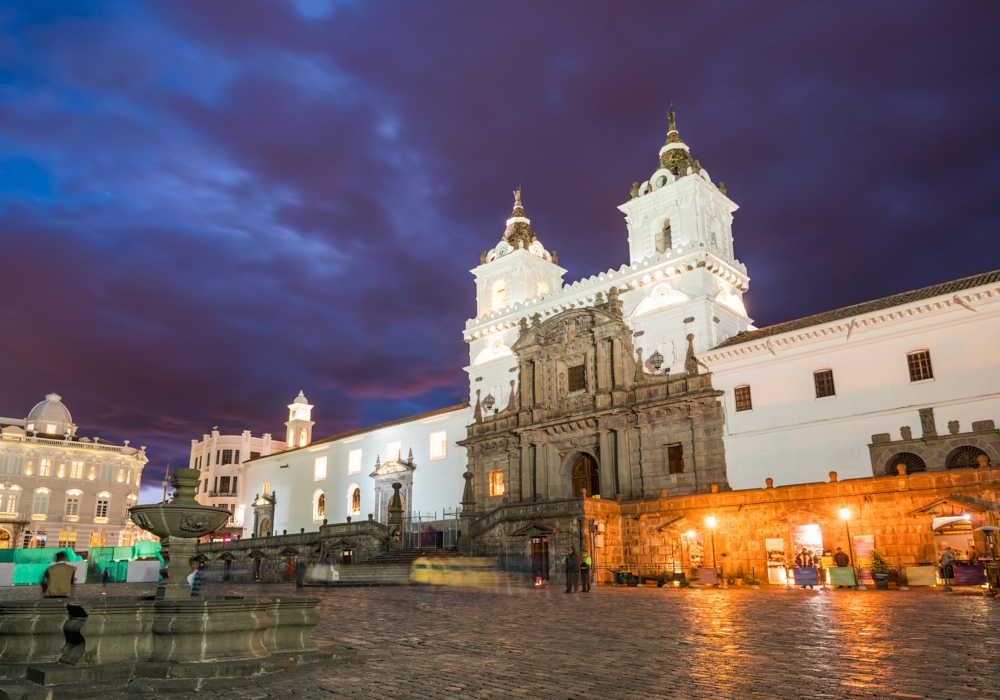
[457,471,476,556]
[156,536,199,600]
[387,483,403,550]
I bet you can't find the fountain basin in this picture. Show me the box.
[128,503,230,540]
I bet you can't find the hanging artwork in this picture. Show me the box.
[854,534,875,584]
[765,537,786,584]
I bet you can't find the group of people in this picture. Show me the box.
[560,546,592,593]
[39,552,206,598]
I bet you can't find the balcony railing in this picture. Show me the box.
[208,491,237,498]
[0,511,20,521]
[0,433,128,454]
[64,514,79,522]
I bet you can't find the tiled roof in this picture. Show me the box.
[713,269,1000,350]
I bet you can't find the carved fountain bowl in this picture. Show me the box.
[129,503,231,539]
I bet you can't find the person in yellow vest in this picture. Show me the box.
[580,550,592,593]
[41,552,76,598]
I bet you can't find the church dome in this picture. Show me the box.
[291,390,310,405]
[26,393,75,435]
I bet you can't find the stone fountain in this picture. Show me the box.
[0,468,340,697]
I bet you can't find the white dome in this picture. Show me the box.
[292,390,310,405]
[26,393,74,435]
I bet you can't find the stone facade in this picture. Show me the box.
[869,413,999,476]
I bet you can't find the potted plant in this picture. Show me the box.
[870,549,891,590]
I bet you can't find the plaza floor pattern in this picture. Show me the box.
[2,582,999,698]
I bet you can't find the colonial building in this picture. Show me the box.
[197,112,998,584]
[189,419,285,540]
[0,393,146,551]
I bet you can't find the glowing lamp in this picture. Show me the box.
[685,530,696,539]
[839,508,851,520]
[963,513,972,521]
[706,516,717,528]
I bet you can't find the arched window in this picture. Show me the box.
[491,279,507,313]
[537,280,549,296]
[287,428,294,445]
[299,428,308,448]
[258,517,270,537]
[885,452,926,475]
[313,490,325,522]
[351,487,361,515]
[655,218,672,253]
[946,446,989,469]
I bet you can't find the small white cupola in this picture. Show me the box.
[285,390,315,449]
[25,393,77,437]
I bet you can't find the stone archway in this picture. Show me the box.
[571,454,600,498]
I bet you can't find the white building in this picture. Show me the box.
[0,393,147,551]
[189,417,285,539]
[220,111,997,536]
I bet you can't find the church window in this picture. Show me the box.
[387,441,402,461]
[350,486,361,515]
[945,446,988,470]
[222,449,233,465]
[287,428,294,445]
[907,351,933,382]
[491,280,507,313]
[567,365,586,393]
[299,428,308,447]
[430,431,447,460]
[537,280,549,296]
[667,444,685,474]
[814,370,836,398]
[39,459,52,477]
[314,456,327,481]
[348,449,362,474]
[70,460,84,479]
[885,452,926,475]
[734,385,752,412]
[263,481,271,495]
[32,490,50,516]
[315,492,325,520]
[489,470,505,497]
[655,219,672,253]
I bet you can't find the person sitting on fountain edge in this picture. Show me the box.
[41,551,76,598]
[188,558,202,596]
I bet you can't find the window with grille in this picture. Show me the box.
[234,450,240,464]
[885,452,926,475]
[734,385,752,412]
[667,444,684,474]
[814,370,835,398]
[58,532,76,549]
[89,531,107,548]
[32,492,49,516]
[219,476,231,494]
[489,469,505,497]
[64,496,79,516]
[222,449,233,465]
[95,499,109,518]
[946,446,988,469]
[568,365,586,393]
[907,350,933,382]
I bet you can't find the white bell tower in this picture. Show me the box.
[285,390,314,449]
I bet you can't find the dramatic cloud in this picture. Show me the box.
[0,1,998,502]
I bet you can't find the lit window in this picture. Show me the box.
[387,441,402,461]
[120,533,132,547]
[430,431,447,460]
[95,498,109,518]
[350,487,361,515]
[3,491,19,513]
[655,218,672,253]
[734,385,752,412]
[299,428,308,447]
[489,470,505,497]
[57,531,76,549]
[348,449,362,474]
[89,531,107,548]
[537,280,549,296]
[39,459,52,477]
[314,456,327,481]
[668,444,684,474]
[64,495,80,516]
[907,350,933,382]
[45,423,57,434]
[316,492,325,520]
[814,370,835,398]
[491,279,507,312]
[70,460,84,479]
[32,490,50,516]
[287,428,294,445]
[263,481,271,495]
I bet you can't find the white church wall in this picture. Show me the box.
[705,289,1000,489]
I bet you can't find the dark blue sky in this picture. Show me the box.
[1,1,998,502]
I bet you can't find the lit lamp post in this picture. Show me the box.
[706,516,723,587]
[840,508,861,590]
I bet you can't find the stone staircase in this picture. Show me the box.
[321,549,461,587]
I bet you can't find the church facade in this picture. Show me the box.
[196,112,999,580]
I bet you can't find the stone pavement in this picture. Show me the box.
[2,582,999,699]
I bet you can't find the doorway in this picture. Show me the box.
[531,537,549,580]
[342,549,353,566]
[571,454,600,498]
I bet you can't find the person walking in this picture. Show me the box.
[41,552,76,598]
[939,546,956,581]
[294,559,306,589]
[580,550,592,593]
[562,546,581,593]
[187,558,202,597]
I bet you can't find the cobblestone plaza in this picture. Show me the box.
[3,582,996,699]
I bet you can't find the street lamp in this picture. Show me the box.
[840,507,861,589]
[649,350,664,373]
[706,516,721,587]
[483,393,495,413]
